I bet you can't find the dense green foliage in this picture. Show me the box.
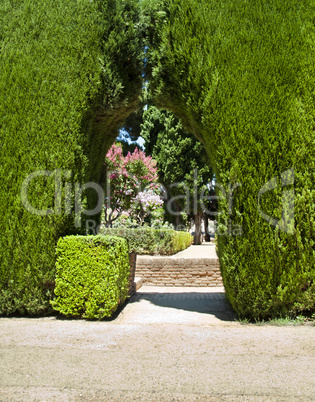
[148,0,315,319]
[0,0,144,315]
[51,236,129,319]
[99,227,193,255]
[141,105,214,243]
[2,0,315,320]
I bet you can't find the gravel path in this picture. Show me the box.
[0,286,314,401]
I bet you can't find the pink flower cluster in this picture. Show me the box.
[125,148,158,182]
[103,144,160,227]
[105,144,158,185]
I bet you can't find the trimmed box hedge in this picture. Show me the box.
[51,235,130,319]
[99,228,193,255]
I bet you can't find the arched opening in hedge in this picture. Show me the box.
[0,0,314,319]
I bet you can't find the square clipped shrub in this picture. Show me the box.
[51,235,130,319]
[99,227,193,255]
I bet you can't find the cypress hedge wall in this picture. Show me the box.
[148,0,315,319]
[0,0,143,314]
[2,0,315,320]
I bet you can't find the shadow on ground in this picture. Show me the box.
[126,290,237,322]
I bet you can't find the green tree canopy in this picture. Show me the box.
[141,105,214,244]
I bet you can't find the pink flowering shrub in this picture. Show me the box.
[103,144,160,227]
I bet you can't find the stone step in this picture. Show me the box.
[136,254,223,287]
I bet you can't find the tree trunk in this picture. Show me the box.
[193,213,202,245]
[204,212,210,242]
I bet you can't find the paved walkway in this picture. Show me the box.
[119,286,235,325]
[172,243,217,259]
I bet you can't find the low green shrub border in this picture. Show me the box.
[51,235,130,319]
[99,228,193,255]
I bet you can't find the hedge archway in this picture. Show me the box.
[0,0,314,319]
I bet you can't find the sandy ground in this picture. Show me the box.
[0,286,314,401]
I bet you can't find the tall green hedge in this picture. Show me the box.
[2,0,315,320]
[0,0,143,315]
[51,235,130,319]
[148,0,315,319]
